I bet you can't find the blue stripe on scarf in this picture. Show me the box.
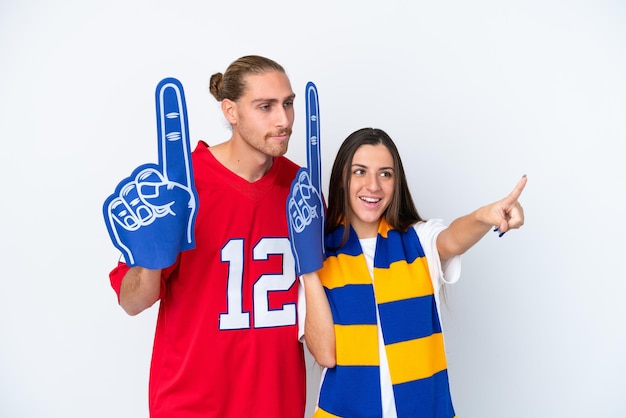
[378,295,443,345]
[325,284,378,325]
[325,226,362,256]
[393,369,456,418]
[374,228,426,268]
[318,365,382,417]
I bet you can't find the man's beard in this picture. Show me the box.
[262,128,292,156]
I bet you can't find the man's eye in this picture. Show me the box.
[284,101,294,108]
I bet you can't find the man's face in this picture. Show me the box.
[231,71,296,158]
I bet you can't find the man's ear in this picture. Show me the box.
[221,99,237,125]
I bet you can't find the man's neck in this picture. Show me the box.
[209,139,273,183]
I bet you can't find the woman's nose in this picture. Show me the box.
[365,174,381,191]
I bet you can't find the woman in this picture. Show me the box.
[301,127,526,417]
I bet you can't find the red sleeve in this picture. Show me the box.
[109,262,131,303]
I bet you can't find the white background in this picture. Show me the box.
[1,1,625,417]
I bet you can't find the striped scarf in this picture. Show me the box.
[315,219,456,418]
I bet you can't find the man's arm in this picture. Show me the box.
[119,266,162,316]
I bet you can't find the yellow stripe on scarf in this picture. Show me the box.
[373,257,434,304]
[319,252,370,290]
[386,332,448,385]
[334,324,380,366]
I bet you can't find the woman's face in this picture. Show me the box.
[347,144,395,238]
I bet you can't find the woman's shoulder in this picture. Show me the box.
[412,219,448,240]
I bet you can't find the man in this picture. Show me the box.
[107,55,306,418]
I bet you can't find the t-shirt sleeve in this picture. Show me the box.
[414,219,462,295]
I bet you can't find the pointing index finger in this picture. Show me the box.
[155,77,193,187]
[505,175,528,204]
[306,82,321,192]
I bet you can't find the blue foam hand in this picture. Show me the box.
[103,78,199,269]
[287,82,325,276]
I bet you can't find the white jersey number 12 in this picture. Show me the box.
[219,237,297,330]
